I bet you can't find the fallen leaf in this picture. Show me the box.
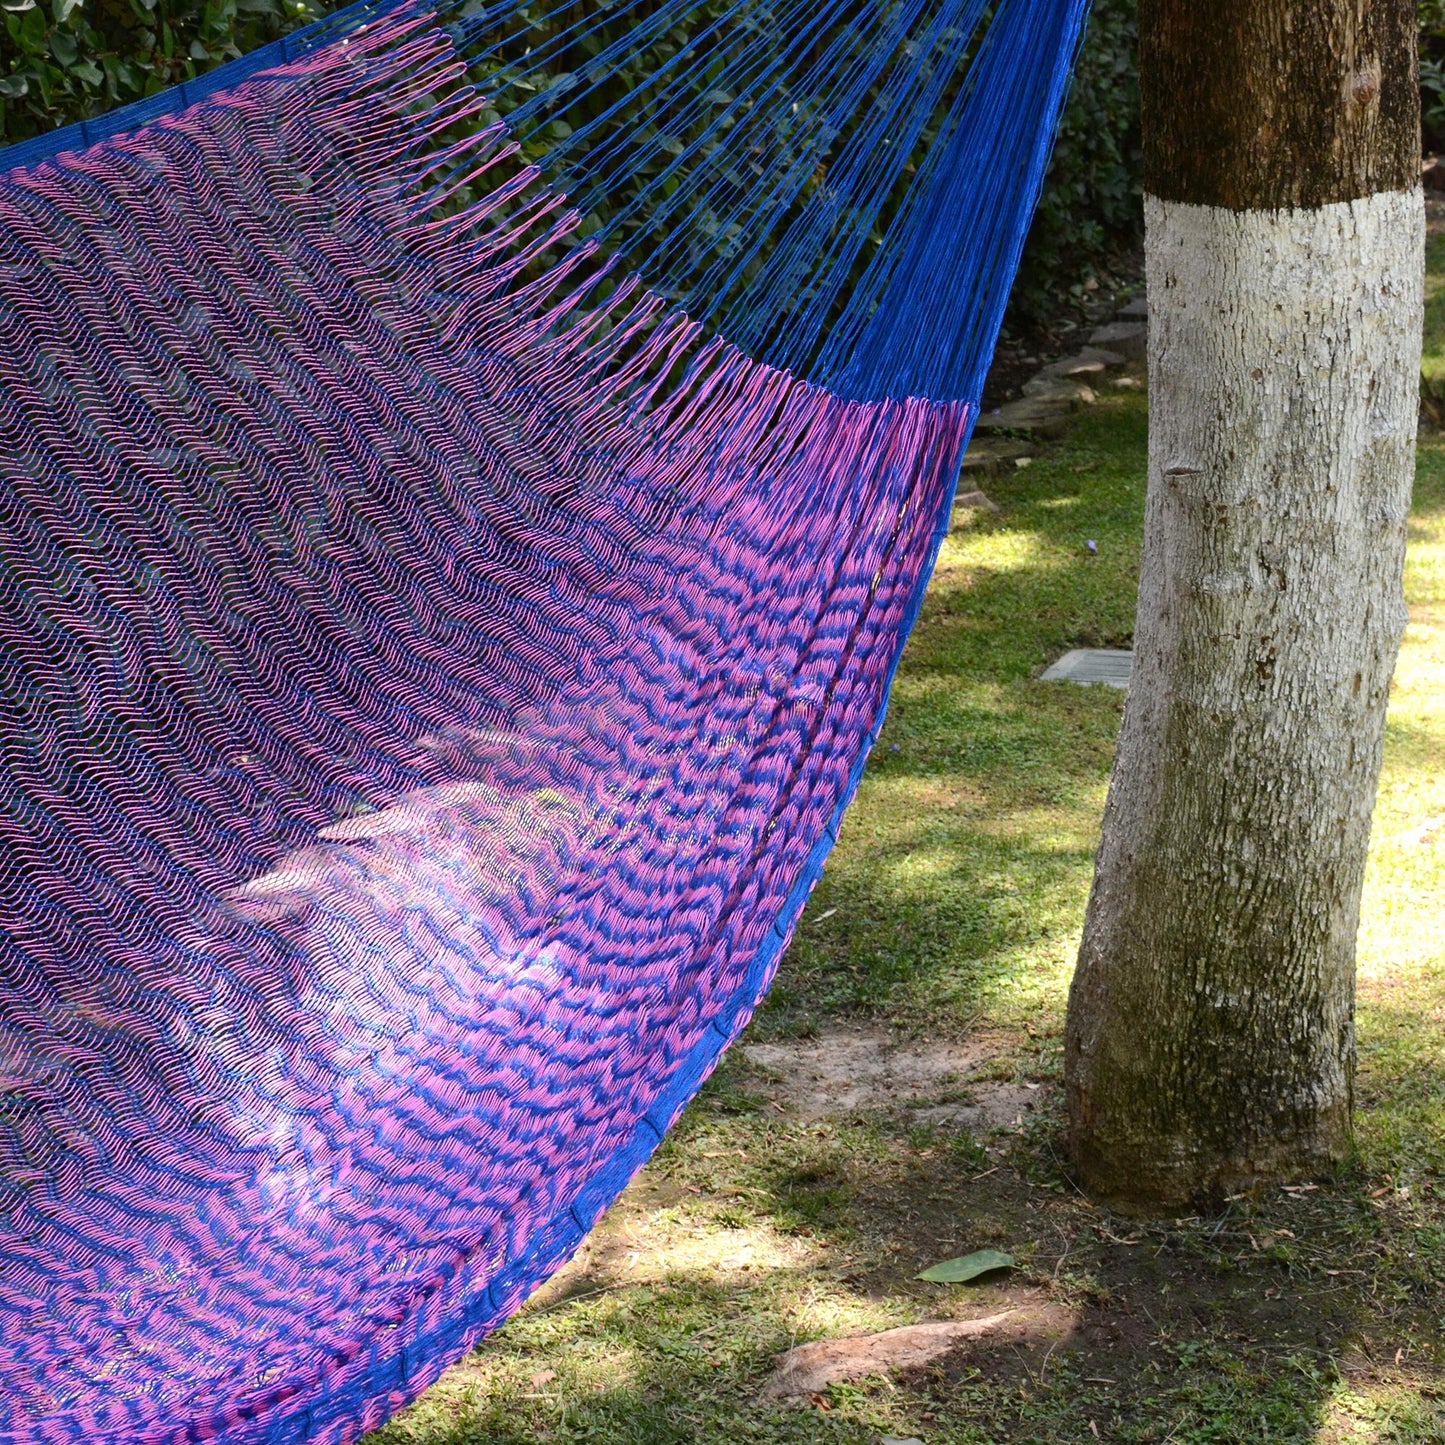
[529,1369,556,1388]
[915,1248,1014,1283]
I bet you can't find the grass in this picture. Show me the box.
[365,257,1445,1443]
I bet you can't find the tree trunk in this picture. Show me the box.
[1064,0,1423,1213]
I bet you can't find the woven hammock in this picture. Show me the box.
[0,0,1086,1439]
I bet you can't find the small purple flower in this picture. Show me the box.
[1086,539,1098,554]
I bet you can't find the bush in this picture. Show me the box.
[0,0,326,144]
[1006,0,1143,332]
[1422,1,1445,152]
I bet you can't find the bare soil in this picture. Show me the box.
[742,1027,1040,1132]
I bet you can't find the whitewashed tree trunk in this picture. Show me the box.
[1064,189,1423,1209]
[1063,0,1423,1212]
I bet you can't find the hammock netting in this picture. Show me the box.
[0,0,1086,1439]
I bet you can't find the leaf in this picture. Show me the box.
[915,1249,1014,1284]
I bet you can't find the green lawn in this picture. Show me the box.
[366,270,1445,1444]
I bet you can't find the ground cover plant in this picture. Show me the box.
[357,220,1445,1444]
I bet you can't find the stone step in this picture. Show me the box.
[973,399,1072,440]
[1021,375,1096,406]
[1087,320,1148,360]
[953,488,1000,514]
[959,436,1034,472]
[1037,345,1126,382]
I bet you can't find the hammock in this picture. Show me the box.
[0,0,1086,1439]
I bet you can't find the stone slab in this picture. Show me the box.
[954,489,999,512]
[1040,648,1133,688]
[1088,320,1148,360]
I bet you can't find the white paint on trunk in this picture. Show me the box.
[1128,189,1422,858]
[1066,187,1424,1206]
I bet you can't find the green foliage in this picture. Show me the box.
[0,0,328,142]
[1007,0,1142,331]
[1421,1,1445,151]
[458,0,819,306]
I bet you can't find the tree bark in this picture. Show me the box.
[1064,0,1423,1213]
[1140,0,1418,210]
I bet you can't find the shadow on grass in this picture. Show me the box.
[368,1092,1445,1445]
[760,823,1096,1029]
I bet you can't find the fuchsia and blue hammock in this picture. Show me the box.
[0,0,1088,1438]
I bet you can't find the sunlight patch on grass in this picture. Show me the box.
[939,525,1050,574]
[1422,225,1445,383]
[1357,451,1445,986]
[780,1287,913,1347]
[1353,446,1445,1185]
[1317,1378,1445,1444]
[610,1220,815,1283]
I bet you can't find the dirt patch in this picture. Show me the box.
[741,1027,1040,1132]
